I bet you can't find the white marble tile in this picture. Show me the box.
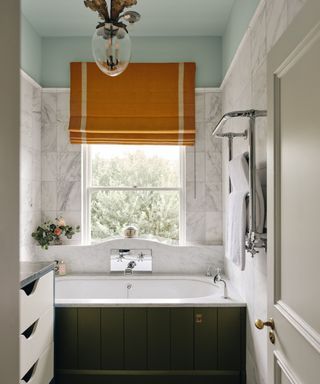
[206,212,222,244]
[32,150,42,182]
[287,0,307,26]
[42,123,57,152]
[186,151,205,183]
[205,125,222,154]
[186,211,206,244]
[252,60,267,111]
[34,238,224,275]
[41,210,58,223]
[21,77,33,114]
[21,108,33,150]
[250,3,267,74]
[235,82,252,110]
[57,121,81,153]
[204,92,222,123]
[59,152,81,181]
[32,181,42,211]
[42,152,58,181]
[20,179,33,212]
[194,122,206,152]
[255,117,268,169]
[186,182,206,212]
[205,183,222,212]
[195,93,205,122]
[42,91,57,126]
[32,112,42,152]
[57,181,81,211]
[205,151,222,183]
[20,212,34,247]
[231,36,252,99]
[57,92,70,122]
[20,147,33,181]
[42,181,57,211]
[32,87,41,113]
[266,0,287,52]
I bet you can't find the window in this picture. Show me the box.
[83,145,184,244]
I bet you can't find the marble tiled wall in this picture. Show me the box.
[221,1,307,383]
[186,90,222,244]
[34,238,224,275]
[40,89,223,246]
[41,90,81,243]
[20,74,42,261]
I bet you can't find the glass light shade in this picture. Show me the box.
[92,25,132,77]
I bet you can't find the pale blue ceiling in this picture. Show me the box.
[21,0,235,37]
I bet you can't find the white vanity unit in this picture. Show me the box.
[20,262,55,384]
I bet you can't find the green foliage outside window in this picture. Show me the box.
[90,149,180,243]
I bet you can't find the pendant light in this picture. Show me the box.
[84,0,141,77]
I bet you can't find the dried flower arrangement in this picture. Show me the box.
[32,217,80,249]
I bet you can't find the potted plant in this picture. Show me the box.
[32,217,80,249]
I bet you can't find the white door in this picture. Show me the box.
[266,0,320,383]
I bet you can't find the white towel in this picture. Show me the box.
[226,153,265,270]
[226,154,249,270]
[227,191,248,270]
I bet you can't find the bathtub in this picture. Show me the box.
[55,275,245,306]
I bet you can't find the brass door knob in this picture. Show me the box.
[255,318,275,330]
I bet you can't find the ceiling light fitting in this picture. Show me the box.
[84,0,141,77]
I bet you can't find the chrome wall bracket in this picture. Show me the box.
[212,109,268,257]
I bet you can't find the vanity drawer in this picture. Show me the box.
[20,343,53,384]
[20,272,54,331]
[20,307,54,377]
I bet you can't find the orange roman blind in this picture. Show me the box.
[69,62,196,145]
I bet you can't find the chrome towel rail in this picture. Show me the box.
[212,109,267,257]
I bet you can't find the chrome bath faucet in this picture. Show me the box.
[124,261,137,275]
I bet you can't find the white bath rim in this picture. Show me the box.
[55,274,246,307]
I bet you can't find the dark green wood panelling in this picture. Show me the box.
[55,371,241,384]
[124,309,147,369]
[101,308,124,369]
[147,308,171,370]
[54,306,246,383]
[194,308,218,369]
[171,308,194,370]
[55,308,78,369]
[78,308,101,369]
[218,308,241,370]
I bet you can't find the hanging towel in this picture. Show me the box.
[226,154,249,270]
[226,153,266,270]
[255,171,265,234]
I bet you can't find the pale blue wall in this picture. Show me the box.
[22,0,260,88]
[21,15,42,84]
[41,36,222,88]
[222,0,260,77]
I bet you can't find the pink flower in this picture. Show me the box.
[54,228,62,237]
[57,217,66,227]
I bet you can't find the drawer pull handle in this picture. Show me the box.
[21,360,38,383]
[21,279,38,296]
[195,314,203,324]
[22,319,39,339]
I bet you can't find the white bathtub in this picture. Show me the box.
[55,275,245,307]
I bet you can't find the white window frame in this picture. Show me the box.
[81,144,186,245]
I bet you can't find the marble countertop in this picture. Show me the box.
[20,261,55,288]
